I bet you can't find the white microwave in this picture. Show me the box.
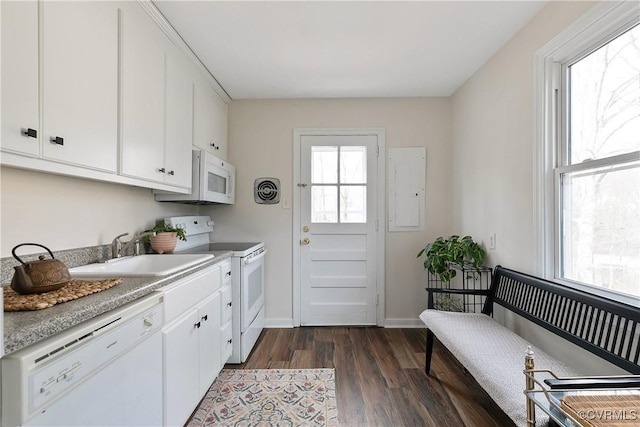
[155,150,235,204]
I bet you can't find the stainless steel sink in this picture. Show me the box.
[69,254,214,278]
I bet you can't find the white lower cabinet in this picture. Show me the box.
[162,263,231,427]
[163,292,221,426]
[220,260,233,364]
[163,308,200,427]
[198,292,222,395]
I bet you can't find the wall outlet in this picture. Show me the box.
[488,233,497,250]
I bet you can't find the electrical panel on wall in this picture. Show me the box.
[388,147,426,232]
[254,178,280,204]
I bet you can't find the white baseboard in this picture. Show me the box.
[264,318,294,328]
[383,318,425,328]
[264,318,425,328]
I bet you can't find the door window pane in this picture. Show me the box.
[312,146,338,184]
[561,163,640,295]
[340,186,366,223]
[569,24,640,164]
[340,146,367,184]
[312,186,337,223]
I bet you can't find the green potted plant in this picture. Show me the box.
[417,235,486,283]
[145,224,186,254]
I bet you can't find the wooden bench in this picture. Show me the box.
[420,265,640,426]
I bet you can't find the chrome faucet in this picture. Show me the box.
[112,231,156,258]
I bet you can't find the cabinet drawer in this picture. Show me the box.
[220,261,231,287]
[220,285,232,324]
[163,265,220,323]
[220,321,232,364]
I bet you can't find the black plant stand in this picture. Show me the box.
[426,262,492,312]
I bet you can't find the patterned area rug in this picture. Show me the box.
[187,368,339,427]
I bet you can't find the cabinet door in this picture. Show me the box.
[198,292,222,396]
[221,285,233,325]
[120,2,166,182]
[193,79,228,160]
[221,260,232,287]
[221,321,233,365]
[165,46,193,189]
[163,309,200,427]
[1,1,39,156]
[41,1,118,172]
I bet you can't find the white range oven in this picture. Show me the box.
[165,216,266,363]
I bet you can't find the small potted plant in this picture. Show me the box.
[417,235,486,283]
[146,224,186,254]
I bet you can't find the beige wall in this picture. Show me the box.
[451,0,595,271]
[450,1,625,374]
[204,98,452,325]
[0,166,198,257]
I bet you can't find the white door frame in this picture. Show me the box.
[292,128,386,327]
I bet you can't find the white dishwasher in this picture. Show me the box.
[2,293,164,427]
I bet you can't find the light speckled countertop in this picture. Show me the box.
[3,250,231,355]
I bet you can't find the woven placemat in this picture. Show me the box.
[3,278,122,311]
[562,394,640,426]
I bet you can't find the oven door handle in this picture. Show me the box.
[244,249,267,265]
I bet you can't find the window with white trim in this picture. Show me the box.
[537,3,640,301]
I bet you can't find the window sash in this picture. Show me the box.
[535,1,640,306]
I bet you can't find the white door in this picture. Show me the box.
[299,134,379,325]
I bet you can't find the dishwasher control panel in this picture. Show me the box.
[2,294,163,426]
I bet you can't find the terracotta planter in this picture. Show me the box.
[150,232,177,254]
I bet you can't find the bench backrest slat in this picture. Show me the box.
[483,266,640,374]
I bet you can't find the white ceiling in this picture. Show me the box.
[154,1,547,99]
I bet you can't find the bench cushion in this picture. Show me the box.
[420,309,582,426]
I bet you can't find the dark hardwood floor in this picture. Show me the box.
[225,327,515,427]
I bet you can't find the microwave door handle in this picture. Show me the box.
[228,171,233,198]
[244,249,267,265]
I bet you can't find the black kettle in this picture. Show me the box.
[11,243,71,294]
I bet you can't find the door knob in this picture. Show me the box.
[301,237,310,245]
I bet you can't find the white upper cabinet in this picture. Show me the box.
[1,1,39,157]
[1,1,226,192]
[41,1,118,172]
[1,1,118,172]
[121,3,193,190]
[164,44,194,189]
[120,2,167,183]
[193,77,229,161]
